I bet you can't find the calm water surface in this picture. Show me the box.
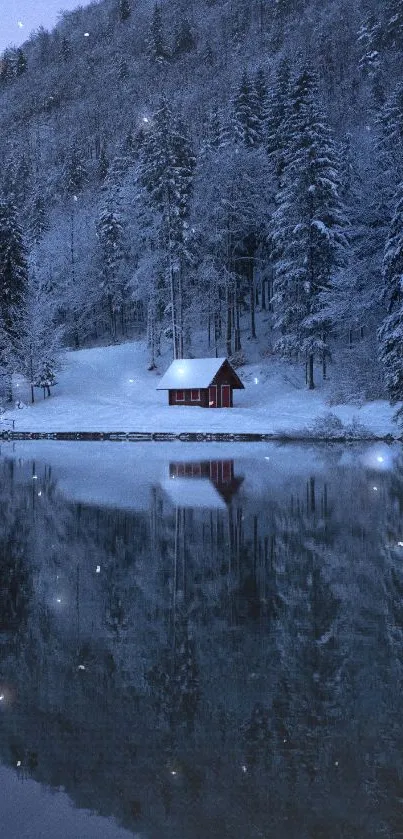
[0,442,402,839]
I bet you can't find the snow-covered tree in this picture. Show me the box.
[172,17,196,57]
[378,185,403,412]
[266,60,291,185]
[96,206,126,341]
[63,147,87,195]
[147,4,168,64]
[0,200,28,341]
[270,67,348,388]
[15,48,27,77]
[232,70,260,148]
[13,274,62,403]
[140,99,195,358]
[119,0,131,23]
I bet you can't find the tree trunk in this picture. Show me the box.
[226,286,232,357]
[177,266,183,359]
[261,278,266,310]
[234,297,241,352]
[250,261,256,339]
[308,354,315,389]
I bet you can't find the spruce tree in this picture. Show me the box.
[147,4,168,63]
[28,194,49,246]
[61,36,71,63]
[0,51,14,86]
[253,67,268,148]
[13,274,61,403]
[383,0,403,49]
[266,60,291,185]
[378,185,403,410]
[0,200,28,339]
[140,99,195,357]
[64,147,87,195]
[15,49,27,76]
[232,69,260,148]
[173,17,196,56]
[119,0,131,22]
[271,68,348,388]
[377,82,403,194]
[96,207,126,341]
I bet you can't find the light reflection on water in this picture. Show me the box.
[0,443,402,839]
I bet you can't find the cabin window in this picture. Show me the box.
[176,390,184,401]
[191,389,200,401]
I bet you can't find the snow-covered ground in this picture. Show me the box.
[2,340,399,437]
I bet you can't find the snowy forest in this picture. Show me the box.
[0,0,403,403]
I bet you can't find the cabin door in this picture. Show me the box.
[221,384,231,407]
[208,385,218,408]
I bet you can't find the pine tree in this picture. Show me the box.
[173,17,196,56]
[96,206,126,341]
[377,82,403,195]
[232,69,260,148]
[61,36,71,63]
[98,146,109,181]
[147,4,168,63]
[13,274,62,403]
[64,147,87,195]
[119,0,131,22]
[202,106,231,155]
[383,0,403,50]
[253,67,268,147]
[266,60,291,184]
[0,200,28,339]
[0,51,14,86]
[378,185,403,410]
[140,99,195,357]
[28,194,49,245]
[15,49,27,76]
[0,201,28,399]
[270,68,348,388]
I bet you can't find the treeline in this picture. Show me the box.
[0,0,403,405]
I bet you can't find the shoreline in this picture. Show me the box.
[0,431,400,443]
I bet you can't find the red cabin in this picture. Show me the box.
[156,358,244,408]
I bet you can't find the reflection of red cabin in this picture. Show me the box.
[156,358,244,408]
[168,460,244,505]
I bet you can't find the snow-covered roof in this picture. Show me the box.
[156,358,228,390]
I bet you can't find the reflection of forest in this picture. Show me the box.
[0,451,403,839]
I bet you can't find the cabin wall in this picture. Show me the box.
[169,388,208,407]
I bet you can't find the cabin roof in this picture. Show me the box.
[156,358,244,390]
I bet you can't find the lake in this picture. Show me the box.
[0,441,402,839]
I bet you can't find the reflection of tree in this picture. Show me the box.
[0,463,33,637]
[147,608,200,733]
[0,452,402,838]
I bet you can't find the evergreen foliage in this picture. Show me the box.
[378,186,403,408]
[119,0,131,23]
[270,68,348,387]
[147,4,168,63]
[232,70,260,148]
[0,200,28,339]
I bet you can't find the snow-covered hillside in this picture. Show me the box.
[3,341,398,437]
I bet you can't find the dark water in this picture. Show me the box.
[1,442,403,839]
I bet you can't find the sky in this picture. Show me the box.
[0,0,88,52]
